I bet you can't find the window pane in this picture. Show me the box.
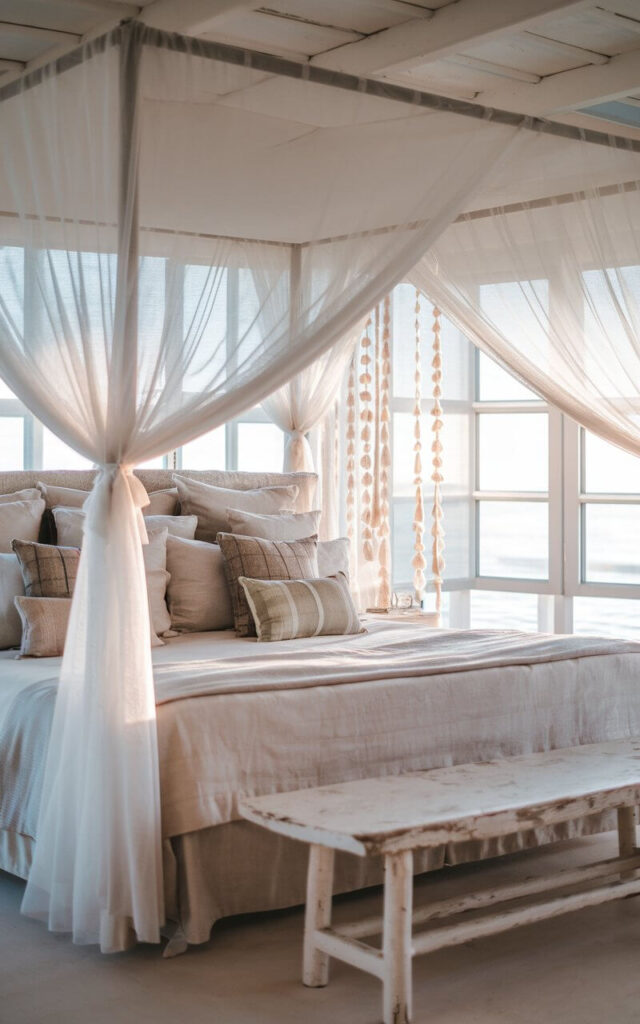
[137,455,166,469]
[181,427,225,470]
[42,429,92,470]
[478,280,548,401]
[470,590,538,631]
[392,412,425,497]
[391,500,416,589]
[573,597,640,640]
[392,285,470,401]
[477,413,548,492]
[583,504,640,585]
[0,417,24,469]
[0,378,14,399]
[478,501,548,579]
[477,352,538,402]
[183,264,227,393]
[583,430,640,494]
[237,423,283,472]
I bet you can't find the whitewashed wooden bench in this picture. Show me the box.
[239,740,640,1024]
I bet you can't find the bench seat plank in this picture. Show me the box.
[239,739,640,857]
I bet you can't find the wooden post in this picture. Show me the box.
[618,806,637,856]
[383,850,413,1024]
[303,844,335,987]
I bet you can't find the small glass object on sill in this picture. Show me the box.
[366,591,441,627]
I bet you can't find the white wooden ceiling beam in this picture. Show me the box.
[0,22,81,44]
[53,0,139,14]
[310,0,592,76]
[141,0,256,34]
[469,45,640,115]
[0,57,23,71]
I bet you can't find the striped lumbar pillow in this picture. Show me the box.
[237,571,364,642]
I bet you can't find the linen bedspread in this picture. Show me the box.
[2,621,640,845]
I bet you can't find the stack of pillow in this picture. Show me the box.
[0,471,362,657]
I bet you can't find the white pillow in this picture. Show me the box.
[0,498,45,553]
[146,487,178,516]
[317,537,350,579]
[226,507,321,542]
[0,488,41,505]
[0,552,25,649]
[38,480,176,517]
[53,507,197,548]
[173,474,299,545]
[165,535,233,633]
[144,528,172,640]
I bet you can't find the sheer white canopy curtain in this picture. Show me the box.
[411,132,640,457]
[0,22,520,950]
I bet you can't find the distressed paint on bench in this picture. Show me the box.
[239,739,640,857]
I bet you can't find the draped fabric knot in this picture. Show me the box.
[84,463,149,542]
[284,428,314,474]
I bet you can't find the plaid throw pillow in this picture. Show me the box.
[238,572,364,642]
[12,539,79,598]
[217,532,319,637]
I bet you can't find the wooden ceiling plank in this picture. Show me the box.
[445,53,542,84]
[141,0,256,34]
[310,0,592,76]
[524,30,609,65]
[591,7,640,34]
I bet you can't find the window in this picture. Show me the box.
[0,252,284,474]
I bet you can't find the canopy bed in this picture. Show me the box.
[0,16,639,955]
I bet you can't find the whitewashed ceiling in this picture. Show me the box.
[1,0,640,138]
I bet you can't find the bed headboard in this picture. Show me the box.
[0,469,318,511]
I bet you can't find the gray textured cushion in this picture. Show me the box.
[226,507,320,542]
[0,553,25,649]
[52,507,197,548]
[217,532,319,637]
[165,536,234,633]
[174,475,299,545]
[317,537,350,579]
[0,488,41,505]
[14,596,71,657]
[0,498,45,553]
[239,572,364,642]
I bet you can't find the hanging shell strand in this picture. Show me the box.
[377,294,392,609]
[431,305,445,617]
[411,290,426,602]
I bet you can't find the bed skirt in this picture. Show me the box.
[1,810,618,948]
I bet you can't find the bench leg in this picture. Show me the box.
[303,844,335,987]
[383,850,413,1024]
[618,806,637,857]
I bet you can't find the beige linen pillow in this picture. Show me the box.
[14,596,71,657]
[226,507,321,542]
[0,498,45,552]
[52,506,197,548]
[12,539,79,597]
[317,537,350,579]
[217,532,318,637]
[173,474,299,544]
[38,480,175,516]
[238,572,364,642]
[165,535,234,633]
[0,553,25,649]
[146,487,179,516]
[0,488,41,504]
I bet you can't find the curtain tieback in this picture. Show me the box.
[84,463,150,541]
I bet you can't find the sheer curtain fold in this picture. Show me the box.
[411,134,640,458]
[0,27,520,951]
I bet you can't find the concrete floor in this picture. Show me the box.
[1,833,640,1024]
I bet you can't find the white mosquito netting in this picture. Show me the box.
[0,20,637,951]
[411,132,640,455]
